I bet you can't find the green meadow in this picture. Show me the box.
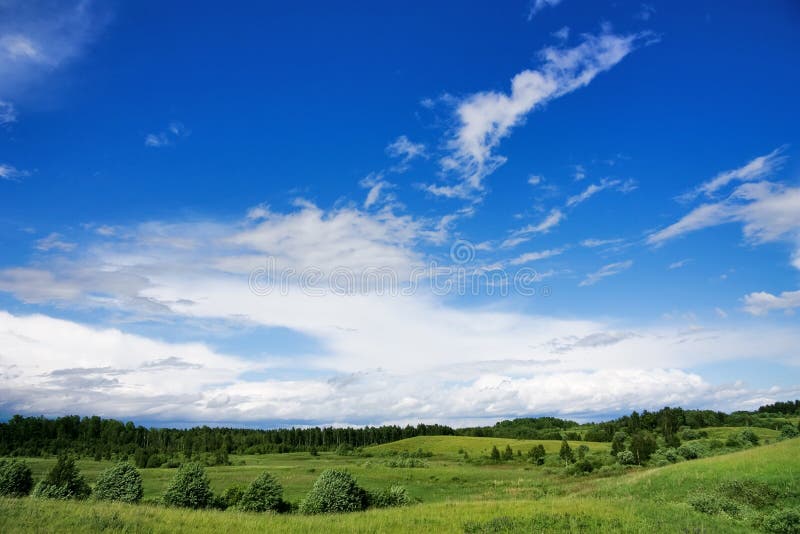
[2,435,799,533]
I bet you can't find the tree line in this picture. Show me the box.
[1,400,797,459]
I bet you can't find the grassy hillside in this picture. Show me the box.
[366,435,607,456]
[2,437,798,533]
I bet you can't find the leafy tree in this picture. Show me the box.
[630,431,658,464]
[0,459,33,497]
[238,471,285,512]
[528,444,546,465]
[490,445,501,462]
[559,440,574,465]
[576,444,590,460]
[162,462,213,509]
[93,462,143,503]
[610,431,628,456]
[32,455,90,500]
[299,469,367,514]
[502,444,514,461]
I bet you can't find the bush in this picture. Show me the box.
[617,450,636,465]
[299,469,367,514]
[31,455,90,500]
[762,507,800,534]
[220,485,246,509]
[687,492,742,517]
[0,459,33,497]
[162,462,213,509]
[677,442,707,460]
[368,485,411,508]
[145,454,164,468]
[238,471,285,512]
[780,424,800,440]
[385,457,428,468]
[93,462,143,503]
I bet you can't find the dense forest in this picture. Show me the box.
[1,402,797,465]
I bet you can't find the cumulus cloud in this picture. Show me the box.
[579,260,632,287]
[35,232,76,252]
[426,30,652,199]
[742,290,800,316]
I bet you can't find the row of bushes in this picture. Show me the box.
[0,456,411,515]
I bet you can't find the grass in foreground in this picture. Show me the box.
[2,437,798,533]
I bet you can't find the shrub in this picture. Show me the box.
[31,455,90,500]
[368,485,411,508]
[0,459,33,497]
[716,479,777,509]
[677,442,707,460]
[93,462,143,503]
[385,457,428,468]
[145,454,164,468]
[617,450,636,465]
[762,507,800,534]
[238,471,285,512]
[780,424,800,440]
[299,469,367,514]
[220,485,246,509]
[162,462,213,509]
[528,444,546,465]
[687,492,741,517]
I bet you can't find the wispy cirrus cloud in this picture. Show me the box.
[679,147,786,201]
[145,121,189,148]
[0,0,110,97]
[35,232,76,252]
[501,208,564,248]
[527,0,563,20]
[0,163,30,181]
[0,100,16,124]
[425,29,654,199]
[579,260,633,287]
[566,178,637,207]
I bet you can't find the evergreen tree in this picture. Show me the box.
[490,445,501,461]
[559,440,574,465]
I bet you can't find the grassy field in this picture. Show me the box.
[1,436,798,533]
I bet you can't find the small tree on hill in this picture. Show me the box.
[32,455,90,500]
[559,440,574,466]
[162,462,213,509]
[528,444,546,465]
[502,444,514,461]
[299,469,367,514]
[0,459,33,497]
[93,462,143,503]
[490,445,501,462]
[238,471,285,512]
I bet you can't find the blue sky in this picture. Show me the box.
[1,0,799,427]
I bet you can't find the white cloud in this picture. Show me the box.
[2,202,800,422]
[552,26,570,40]
[0,163,30,181]
[0,100,16,124]
[580,237,623,248]
[426,30,651,199]
[502,209,564,248]
[579,260,632,286]
[566,178,632,207]
[528,0,563,20]
[385,135,426,171]
[35,232,77,252]
[508,247,565,266]
[683,147,786,201]
[635,4,656,21]
[359,172,396,209]
[0,1,110,97]
[668,259,692,270]
[527,174,543,185]
[145,121,189,148]
[742,290,800,316]
[714,307,728,319]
